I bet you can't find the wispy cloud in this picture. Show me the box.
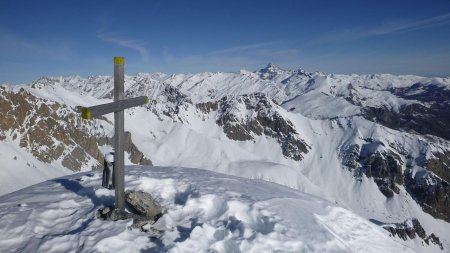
[308,12,450,45]
[366,12,450,36]
[210,41,281,55]
[97,32,149,62]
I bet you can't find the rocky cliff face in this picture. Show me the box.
[381,218,443,249]
[215,93,309,161]
[0,87,151,171]
[339,137,450,224]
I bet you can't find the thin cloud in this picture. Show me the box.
[210,41,281,55]
[308,12,450,45]
[97,32,149,63]
[366,12,450,36]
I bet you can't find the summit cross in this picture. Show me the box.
[80,57,148,210]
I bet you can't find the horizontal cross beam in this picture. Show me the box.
[81,96,149,119]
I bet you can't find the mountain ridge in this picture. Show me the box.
[0,65,449,252]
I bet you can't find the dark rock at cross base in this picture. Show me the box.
[96,206,160,232]
[125,190,163,219]
[96,206,132,221]
[96,206,113,220]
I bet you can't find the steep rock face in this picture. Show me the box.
[361,151,404,198]
[381,218,443,249]
[216,93,309,161]
[144,84,192,122]
[0,89,151,171]
[339,142,403,198]
[362,83,450,141]
[425,151,450,183]
[405,170,450,223]
[339,144,360,171]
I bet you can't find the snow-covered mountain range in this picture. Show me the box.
[0,64,449,252]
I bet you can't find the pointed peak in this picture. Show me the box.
[261,63,283,73]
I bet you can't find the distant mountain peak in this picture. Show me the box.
[260,63,284,73]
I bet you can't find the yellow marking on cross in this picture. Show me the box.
[114,56,125,65]
[81,107,92,120]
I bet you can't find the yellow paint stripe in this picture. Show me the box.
[114,56,125,65]
[145,96,149,104]
[81,107,91,120]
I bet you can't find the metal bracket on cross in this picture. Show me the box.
[80,57,149,210]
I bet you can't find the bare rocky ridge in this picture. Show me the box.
[339,142,404,198]
[405,170,450,223]
[215,93,309,161]
[381,218,443,250]
[154,86,309,161]
[0,88,151,171]
[338,138,450,225]
[360,83,450,141]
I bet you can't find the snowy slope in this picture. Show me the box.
[0,137,71,195]
[1,65,449,252]
[0,166,415,253]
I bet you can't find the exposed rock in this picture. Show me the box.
[158,85,192,118]
[96,206,113,220]
[95,191,163,231]
[0,89,152,172]
[425,234,444,250]
[96,206,160,233]
[196,101,219,114]
[405,170,450,223]
[62,146,88,171]
[425,151,450,183]
[125,190,163,219]
[339,144,360,170]
[382,218,443,250]
[216,93,309,161]
[363,83,450,141]
[109,209,133,221]
[362,151,403,197]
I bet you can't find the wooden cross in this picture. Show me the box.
[80,57,148,210]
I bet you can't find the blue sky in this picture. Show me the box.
[1,0,450,83]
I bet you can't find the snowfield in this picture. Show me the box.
[1,65,449,252]
[0,166,414,253]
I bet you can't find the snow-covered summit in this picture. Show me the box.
[0,166,415,253]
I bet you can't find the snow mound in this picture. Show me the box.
[0,166,413,253]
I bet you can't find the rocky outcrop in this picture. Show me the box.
[196,101,219,114]
[339,144,360,170]
[361,151,403,198]
[425,151,450,183]
[339,141,403,198]
[405,170,450,223]
[382,218,443,250]
[216,93,309,161]
[362,83,450,141]
[125,190,163,219]
[96,190,163,232]
[0,89,152,171]
[160,85,192,118]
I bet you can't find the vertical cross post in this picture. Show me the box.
[114,56,125,210]
[80,57,148,211]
